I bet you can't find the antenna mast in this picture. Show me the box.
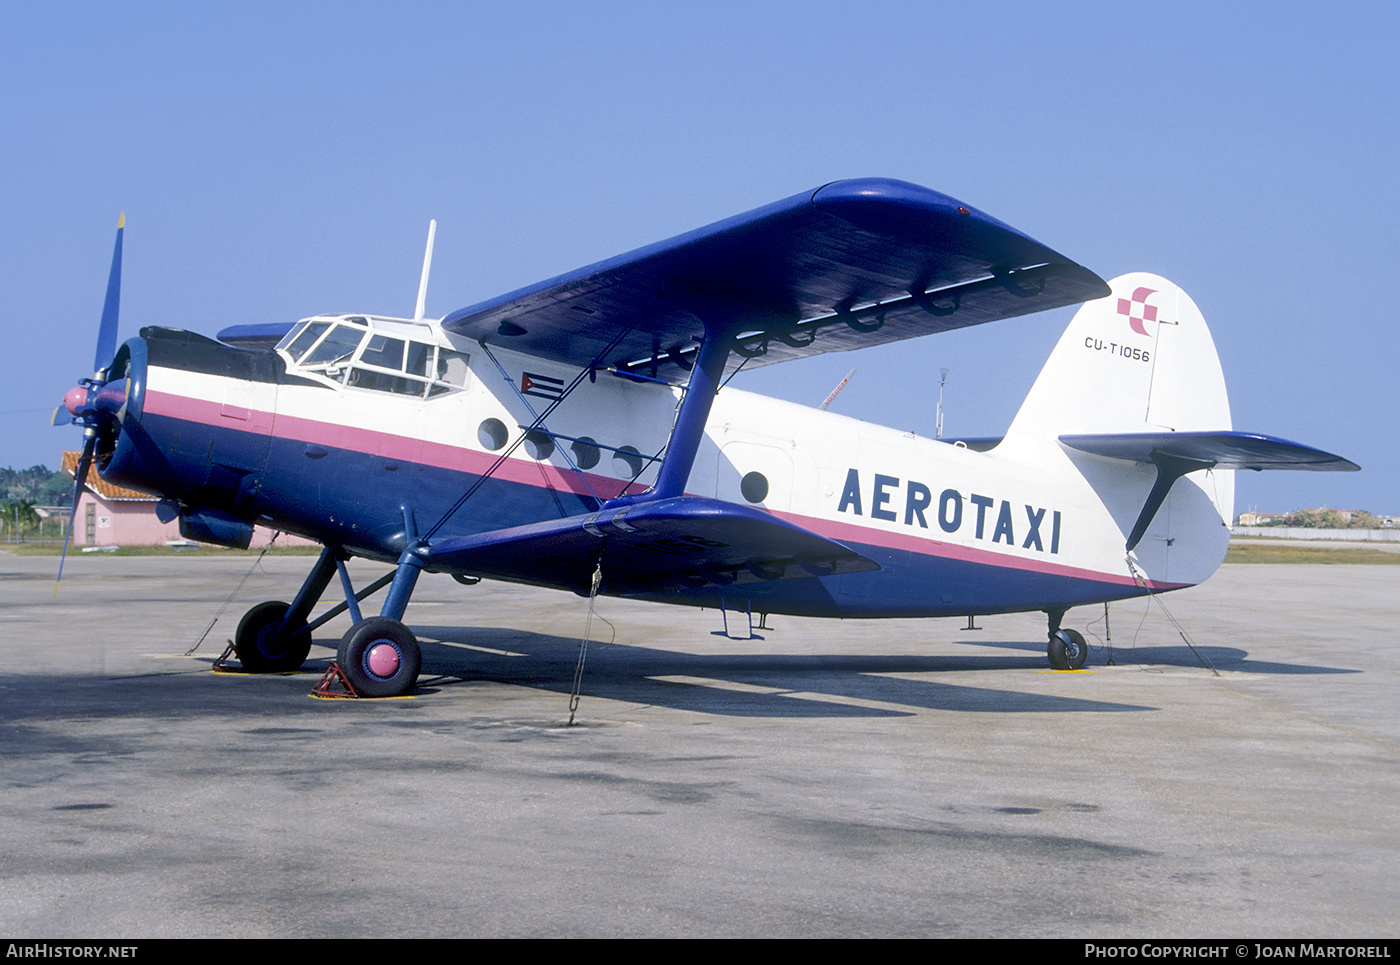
[413,220,437,322]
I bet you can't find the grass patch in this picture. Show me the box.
[1225,542,1400,564]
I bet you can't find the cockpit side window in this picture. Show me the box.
[359,335,406,370]
[346,336,432,398]
[428,349,471,396]
[405,341,431,378]
[437,350,469,384]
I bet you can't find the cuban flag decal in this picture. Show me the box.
[521,372,565,401]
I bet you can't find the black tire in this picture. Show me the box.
[1048,628,1089,671]
[235,601,312,673]
[337,617,421,698]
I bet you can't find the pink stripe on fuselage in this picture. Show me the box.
[143,387,1185,592]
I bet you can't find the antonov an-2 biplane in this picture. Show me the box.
[58,179,1357,697]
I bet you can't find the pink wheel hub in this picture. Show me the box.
[366,642,401,678]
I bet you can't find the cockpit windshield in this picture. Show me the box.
[301,324,364,367]
[285,320,332,362]
[276,316,471,398]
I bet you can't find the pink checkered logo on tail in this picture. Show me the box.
[1116,287,1158,337]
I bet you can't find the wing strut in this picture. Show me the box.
[421,299,654,541]
[604,287,745,507]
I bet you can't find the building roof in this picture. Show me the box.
[61,451,158,502]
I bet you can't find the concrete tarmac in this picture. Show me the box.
[1,553,1396,938]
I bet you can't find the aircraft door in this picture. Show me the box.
[716,441,794,513]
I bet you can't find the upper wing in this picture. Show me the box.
[442,178,1109,375]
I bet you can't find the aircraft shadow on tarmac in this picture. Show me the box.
[0,630,1356,728]
[386,625,1155,718]
[968,637,1361,677]
[389,621,1359,718]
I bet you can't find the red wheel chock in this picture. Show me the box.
[312,661,362,698]
[212,640,244,673]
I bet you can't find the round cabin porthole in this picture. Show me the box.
[613,446,644,480]
[571,436,601,470]
[740,471,769,503]
[523,430,554,461]
[478,418,508,451]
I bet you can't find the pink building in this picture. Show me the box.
[62,451,314,548]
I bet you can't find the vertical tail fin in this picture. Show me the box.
[1008,273,1231,439]
[1003,273,1354,587]
[1008,274,1235,582]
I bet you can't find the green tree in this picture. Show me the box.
[41,471,73,506]
[1287,508,1346,528]
[1,499,40,541]
[0,465,57,502]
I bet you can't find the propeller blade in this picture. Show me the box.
[55,437,96,594]
[93,214,124,376]
[56,215,127,593]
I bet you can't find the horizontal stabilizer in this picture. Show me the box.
[425,496,879,596]
[1059,431,1359,472]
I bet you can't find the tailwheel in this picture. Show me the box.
[337,617,421,698]
[235,601,312,673]
[1048,628,1089,671]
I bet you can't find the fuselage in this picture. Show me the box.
[96,312,1230,619]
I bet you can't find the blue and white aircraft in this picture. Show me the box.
[58,179,1358,697]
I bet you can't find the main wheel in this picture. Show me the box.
[1048,628,1089,671]
[235,601,313,673]
[337,617,421,698]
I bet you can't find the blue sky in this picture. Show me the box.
[3,1,1395,513]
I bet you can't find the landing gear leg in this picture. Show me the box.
[335,549,424,698]
[1046,608,1088,671]
[233,547,337,672]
